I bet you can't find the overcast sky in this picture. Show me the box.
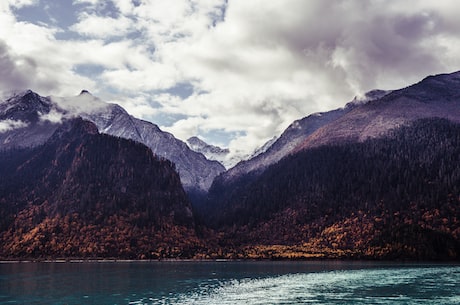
[1,0,460,155]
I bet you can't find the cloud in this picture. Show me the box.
[51,92,109,115]
[71,13,133,38]
[39,108,64,123]
[110,94,159,120]
[159,0,460,152]
[0,40,39,92]
[5,0,38,9]
[0,5,96,96]
[0,119,28,132]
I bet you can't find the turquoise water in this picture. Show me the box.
[0,261,459,304]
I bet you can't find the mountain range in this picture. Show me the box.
[1,71,460,260]
[0,90,224,193]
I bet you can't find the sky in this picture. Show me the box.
[1,0,460,156]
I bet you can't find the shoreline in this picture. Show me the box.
[1,258,459,264]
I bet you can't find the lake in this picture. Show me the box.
[0,261,459,304]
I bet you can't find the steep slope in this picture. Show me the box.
[215,90,390,186]
[206,119,460,260]
[0,118,201,259]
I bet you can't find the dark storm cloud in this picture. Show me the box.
[0,40,57,94]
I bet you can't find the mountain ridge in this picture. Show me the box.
[295,71,460,152]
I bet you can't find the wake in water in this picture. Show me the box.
[137,266,460,305]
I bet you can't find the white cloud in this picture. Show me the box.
[71,13,133,38]
[0,119,28,132]
[39,108,64,123]
[73,0,99,4]
[6,0,38,9]
[51,92,109,115]
[110,94,158,120]
[158,0,460,153]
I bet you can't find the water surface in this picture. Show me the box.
[0,261,458,304]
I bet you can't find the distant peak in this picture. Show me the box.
[187,136,206,145]
[11,89,36,98]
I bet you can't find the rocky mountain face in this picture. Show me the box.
[0,118,201,259]
[0,90,225,193]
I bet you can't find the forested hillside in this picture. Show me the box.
[0,119,202,259]
[204,118,460,259]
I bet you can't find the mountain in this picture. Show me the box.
[186,136,275,169]
[202,71,460,260]
[206,118,460,260]
[214,89,390,186]
[0,118,201,259]
[76,95,225,192]
[0,90,225,193]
